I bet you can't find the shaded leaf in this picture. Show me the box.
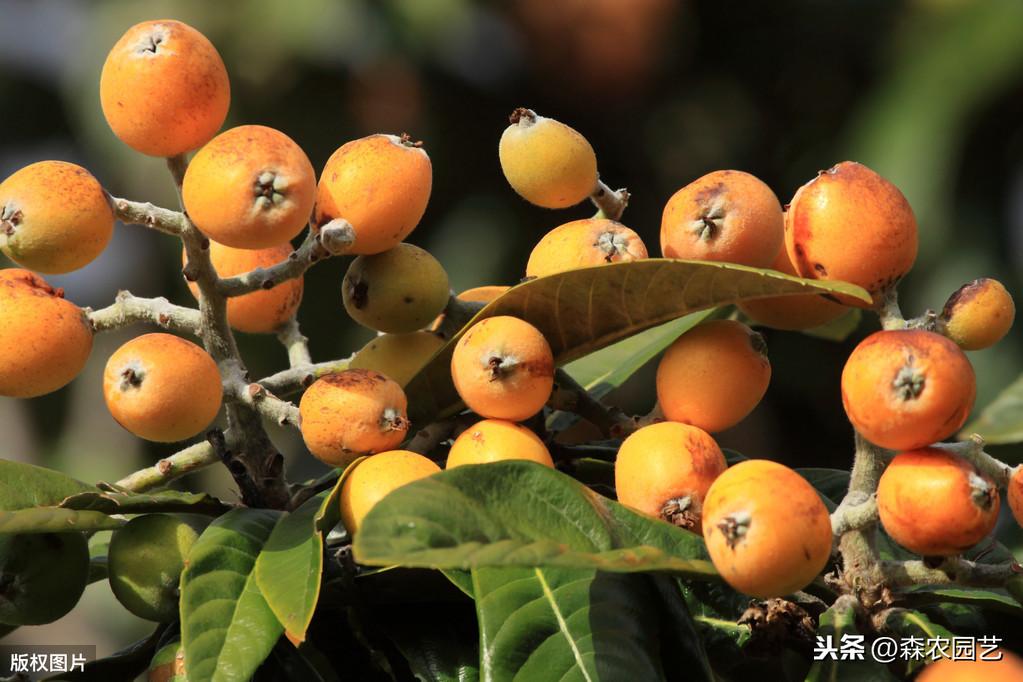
[354,461,715,578]
[255,493,328,644]
[43,625,168,681]
[962,372,1023,444]
[879,609,954,675]
[896,585,1023,617]
[61,489,230,516]
[0,459,94,511]
[472,567,666,682]
[180,508,283,682]
[796,469,850,504]
[0,507,124,533]
[374,601,480,682]
[806,597,897,682]
[406,259,871,424]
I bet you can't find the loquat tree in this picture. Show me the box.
[1,16,1022,682]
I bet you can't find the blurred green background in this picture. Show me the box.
[1,0,1022,659]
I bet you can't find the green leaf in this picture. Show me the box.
[807,598,899,682]
[561,310,718,398]
[0,459,94,511]
[254,493,328,644]
[896,585,1023,617]
[0,506,124,533]
[796,468,849,511]
[60,489,230,515]
[962,372,1023,443]
[472,567,668,682]
[374,601,480,682]
[405,259,871,424]
[180,508,284,682]
[354,461,715,578]
[879,608,953,674]
[801,308,863,342]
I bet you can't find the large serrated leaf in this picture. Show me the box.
[60,489,230,515]
[354,461,715,578]
[405,259,871,423]
[0,506,124,533]
[472,567,667,682]
[0,459,94,511]
[180,508,283,682]
[254,493,329,645]
[961,372,1023,444]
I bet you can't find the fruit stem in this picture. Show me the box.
[275,316,312,368]
[881,556,1021,588]
[930,434,1014,488]
[589,179,630,222]
[87,291,201,336]
[834,432,889,598]
[548,369,634,438]
[115,438,223,492]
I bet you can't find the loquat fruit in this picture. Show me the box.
[841,329,975,451]
[184,241,303,334]
[660,170,784,268]
[107,514,198,622]
[525,218,648,278]
[701,459,832,598]
[614,421,726,532]
[100,20,230,157]
[736,215,847,330]
[0,532,89,626]
[656,320,771,433]
[340,449,440,535]
[103,333,223,442]
[786,161,918,307]
[350,331,445,387]
[299,369,409,467]
[916,652,1023,682]
[450,316,555,422]
[1009,466,1023,528]
[0,161,114,274]
[182,125,316,249]
[342,243,450,333]
[0,269,93,398]
[878,447,999,557]
[446,419,553,469]
[315,134,432,255]
[499,108,598,209]
[941,277,1015,351]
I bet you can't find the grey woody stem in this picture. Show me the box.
[931,434,1014,488]
[435,295,485,341]
[548,369,633,438]
[88,291,200,336]
[258,357,353,397]
[220,359,301,429]
[109,196,188,236]
[217,221,354,298]
[406,420,455,455]
[114,438,221,492]
[834,432,890,595]
[276,316,312,368]
[589,179,630,222]
[883,557,1021,588]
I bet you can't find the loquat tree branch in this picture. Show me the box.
[115,438,222,493]
[932,434,1014,489]
[108,196,188,236]
[257,356,353,397]
[165,153,291,510]
[87,291,201,336]
[548,369,634,438]
[405,420,455,456]
[834,432,891,596]
[276,316,312,368]
[830,492,878,538]
[220,359,301,429]
[435,295,486,341]
[882,556,1021,588]
[590,179,630,222]
[216,220,355,298]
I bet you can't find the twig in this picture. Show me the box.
[88,291,201,336]
[220,359,301,429]
[548,369,633,438]
[435,295,486,341]
[276,316,312,368]
[931,434,1014,489]
[217,221,355,298]
[258,357,353,396]
[834,432,891,596]
[115,438,221,492]
[405,420,455,455]
[109,196,188,236]
[883,557,1022,588]
[589,179,630,222]
[877,286,906,329]
[830,492,878,538]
